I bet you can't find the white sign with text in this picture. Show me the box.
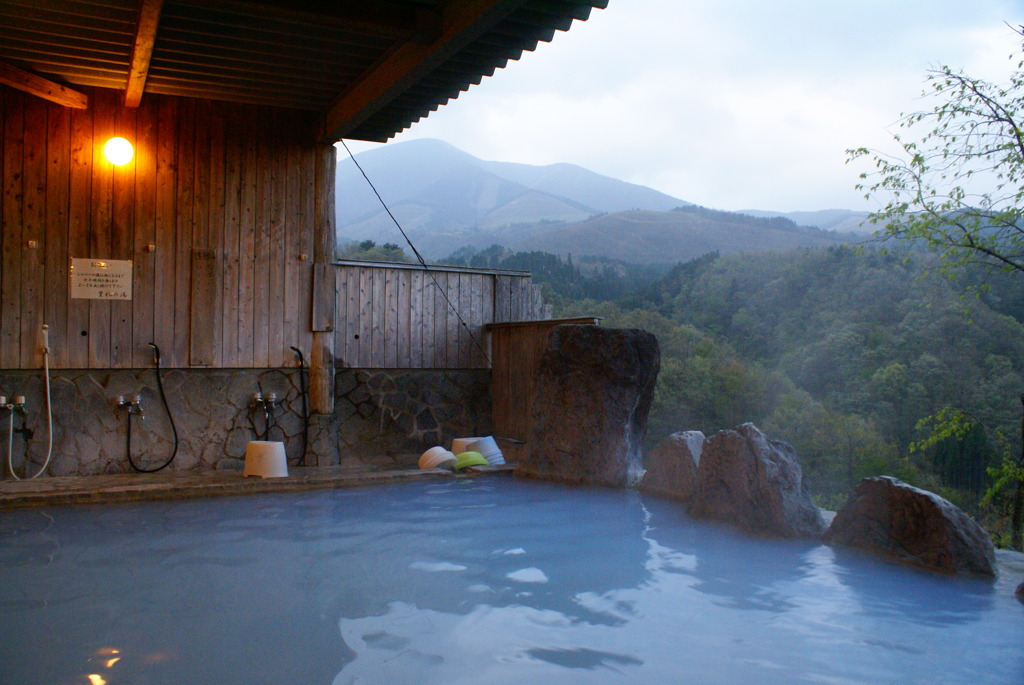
[70,258,133,300]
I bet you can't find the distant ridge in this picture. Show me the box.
[739,208,872,234]
[511,207,850,264]
[336,139,860,262]
[335,139,689,246]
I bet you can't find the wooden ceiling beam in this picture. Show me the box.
[322,0,524,143]
[125,0,165,107]
[0,60,88,108]
[174,0,440,41]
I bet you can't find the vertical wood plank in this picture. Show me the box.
[266,113,287,367]
[236,106,256,367]
[469,274,484,367]
[207,101,225,367]
[490,327,507,436]
[131,96,157,367]
[459,272,474,367]
[1,89,24,368]
[371,267,386,367]
[431,271,447,368]
[479,273,494,367]
[0,87,4,364]
[189,248,217,366]
[309,141,336,416]
[66,97,93,368]
[109,101,136,368]
[283,138,300,355]
[20,96,47,367]
[494,274,511,323]
[344,264,360,366]
[337,264,350,366]
[153,96,177,366]
[512,276,527,321]
[410,270,424,368]
[296,141,316,356]
[337,265,350,366]
[44,104,70,367]
[221,102,242,367]
[251,118,271,366]
[383,267,397,367]
[445,271,459,369]
[192,100,210,249]
[397,268,409,368]
[420,270,436,369]
[172,97,194,367]
[358,267,372,367]
[0,87,6,366]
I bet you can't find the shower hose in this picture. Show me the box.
[5,325,53,480]
[126,342,179,473]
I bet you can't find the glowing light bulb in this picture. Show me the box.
[104,137,134,165]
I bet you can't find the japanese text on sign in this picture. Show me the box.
[70,258,133,300]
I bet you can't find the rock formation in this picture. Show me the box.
[516,325,659,488]
[824,476,996,577]
[688,423,826,538]
[640,431,705,502]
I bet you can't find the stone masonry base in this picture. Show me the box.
[0,368,490,478]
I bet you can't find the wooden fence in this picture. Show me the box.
[334,260,548,370]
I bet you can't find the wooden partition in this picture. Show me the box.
[334,261,547,370]
[487,317,601,441]
[0,85,323,370]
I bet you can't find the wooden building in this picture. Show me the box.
[0,0,606,476]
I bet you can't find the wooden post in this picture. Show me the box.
[310,143,336,417]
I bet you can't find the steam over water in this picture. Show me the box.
[1,479,1021,684]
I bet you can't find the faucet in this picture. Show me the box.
[118,394,145,420]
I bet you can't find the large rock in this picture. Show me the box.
[640,431,705,502]
[688,423,826,538]
[516,325,659,487]
[824,476,997,577]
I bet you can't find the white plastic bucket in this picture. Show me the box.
[467,436,505,465]
[451,437,484,455]
[243,441,289,478]
[419,446,457,470]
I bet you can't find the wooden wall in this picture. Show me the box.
[0,85,322,370]
[489,317,601,441]
[335,262,545,370]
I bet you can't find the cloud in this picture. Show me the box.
[344,0,1024,212]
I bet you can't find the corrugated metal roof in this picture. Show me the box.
[0,0,607,142]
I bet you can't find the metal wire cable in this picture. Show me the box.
[339,139,491,366]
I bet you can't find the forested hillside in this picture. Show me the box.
[450,244,1024,542]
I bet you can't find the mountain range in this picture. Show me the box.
[335,139,870,263]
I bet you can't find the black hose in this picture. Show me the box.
[127,343,179,473]
[290,346,309,467]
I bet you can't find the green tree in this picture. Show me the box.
[850,27,1024,548]
[337,239,413,263]
[849,27,1024,276]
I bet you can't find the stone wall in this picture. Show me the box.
[0,368,491,478]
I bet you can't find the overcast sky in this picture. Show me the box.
[342,0,1023,213]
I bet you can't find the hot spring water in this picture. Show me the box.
[1,478,1020,684]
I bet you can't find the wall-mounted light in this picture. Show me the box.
[104,137,134,165]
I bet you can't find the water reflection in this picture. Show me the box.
[643,504,817,612]
[1,479,1020,685]
[827,545,996,625]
